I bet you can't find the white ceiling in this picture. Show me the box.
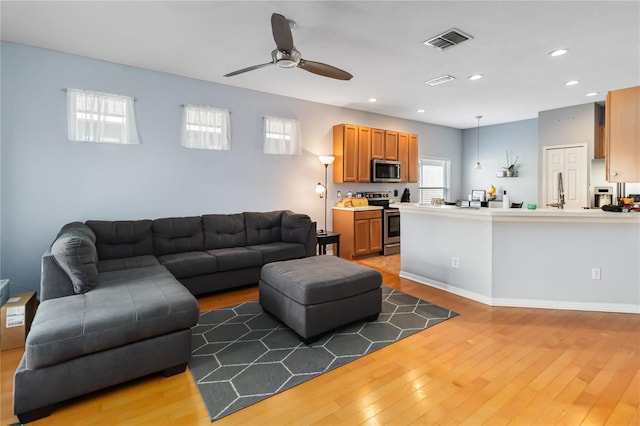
[1,1,639,129]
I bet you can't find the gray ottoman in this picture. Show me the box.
[259,256,382,342]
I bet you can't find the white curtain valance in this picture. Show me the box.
[181,104,230,150]
[67,88,139,144]
[263,116,302,155]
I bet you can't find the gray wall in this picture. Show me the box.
[462,118,539,206]
[0,42,461,293]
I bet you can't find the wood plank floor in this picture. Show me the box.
[2,254,639,425]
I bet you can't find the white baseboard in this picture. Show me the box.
[400,271,640,314]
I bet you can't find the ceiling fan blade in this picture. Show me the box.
[224,62,274,77]
[271,13,294,53]
[298,59,353,80]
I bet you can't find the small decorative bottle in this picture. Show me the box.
[502,190,510,209]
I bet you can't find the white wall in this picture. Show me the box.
[0,42,462,293]
[462,118,539,206]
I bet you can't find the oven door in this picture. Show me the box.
[384,209,400,245]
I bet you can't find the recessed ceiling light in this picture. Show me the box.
[565,80,580,86]
[417,109,425,113]
[368,97,377,103]
[586,92,599,97]
[468,74,483,81]
[549,49,569,57]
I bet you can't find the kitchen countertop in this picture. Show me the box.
[396,203,640,222]
[332,205,383,212]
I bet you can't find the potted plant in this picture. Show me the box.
[503,150,519,176]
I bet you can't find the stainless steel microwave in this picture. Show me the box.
[371,159,401,182]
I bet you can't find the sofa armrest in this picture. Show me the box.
[281,211,317,257]
[40,249,75,301]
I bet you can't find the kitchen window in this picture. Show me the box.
[67,88,139,144]
[263,116,302,155]
[181,104,230,150]
[419,157,450,203]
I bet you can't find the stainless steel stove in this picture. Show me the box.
[362,192,400,255]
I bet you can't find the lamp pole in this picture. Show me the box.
[318,155,335,234]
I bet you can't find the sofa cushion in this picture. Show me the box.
[86,220,153,260]
[203,213,247,249]
[206,247,263,272]
[153,216,204,256]
[157,251,217,279]
[245,211,284,245]
[281,211,313,244]
[247,242,306,264]
[97,255,160,273]
[51,230,98,294]
[25,265,199,370]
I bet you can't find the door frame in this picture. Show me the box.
[541,143,589,207]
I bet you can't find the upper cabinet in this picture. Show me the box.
[606,86,640,182]
[399,133,418,183]
[333,124,418,183]
[333,123,419,183]
[333,124,371,183]
[371,129,385,159]
[384,131,399,160]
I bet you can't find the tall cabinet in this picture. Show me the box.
[606,86,640,182]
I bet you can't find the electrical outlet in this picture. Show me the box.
[592,268,601,280]
[452,257,460,268]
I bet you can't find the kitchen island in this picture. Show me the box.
[396,204,640,313]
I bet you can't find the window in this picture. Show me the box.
[419,157,450,203]
[67,88,139,144]
[263,116,302,155]
[181,104,230,150]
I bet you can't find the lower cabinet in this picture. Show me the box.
[333,209,382,259]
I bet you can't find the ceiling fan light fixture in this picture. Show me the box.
[273,49,301,68]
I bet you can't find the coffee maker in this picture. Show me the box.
[593,186,613,207]
[401,188,411,203]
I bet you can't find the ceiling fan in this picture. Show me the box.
[224,13,353,81]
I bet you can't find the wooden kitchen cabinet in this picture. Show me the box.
[385,131,399,160]
[333,124,371,183]
[371,128,385,159]
[606,86,640,182]
[399,132,419,183]
[333,124,358,182]
[357,126,372,182]
[333,209,382,259]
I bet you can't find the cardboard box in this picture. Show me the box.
[1,291,37,351]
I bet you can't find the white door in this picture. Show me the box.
[544,146,587,208]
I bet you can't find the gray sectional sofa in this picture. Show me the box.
[13,210,316,423]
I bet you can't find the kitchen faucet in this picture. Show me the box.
[547,172,565,209]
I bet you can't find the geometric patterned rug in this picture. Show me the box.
[189,285,458,422]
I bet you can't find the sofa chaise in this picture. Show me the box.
[13,210,316,423]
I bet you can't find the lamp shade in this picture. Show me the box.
[315,182,326,194]
[319,155,335,165]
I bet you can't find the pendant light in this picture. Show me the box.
[474,115,482,169]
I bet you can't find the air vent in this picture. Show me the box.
[425,75,456,86]
[424,28,472,50]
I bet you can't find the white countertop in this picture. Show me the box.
[332,205,383,212]
[396,203,640,222]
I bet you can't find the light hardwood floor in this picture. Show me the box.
[2,254,638,425]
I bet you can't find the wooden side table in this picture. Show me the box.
[316,232,340,256]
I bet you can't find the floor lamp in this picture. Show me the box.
[315,155,335,234]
